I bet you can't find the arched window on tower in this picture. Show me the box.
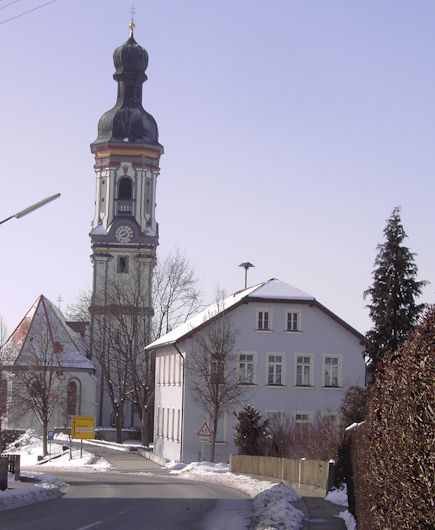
[117,177,134,215]
[118,177,132,199]
[66,379,81,416]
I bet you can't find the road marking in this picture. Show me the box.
[75,522,103,530]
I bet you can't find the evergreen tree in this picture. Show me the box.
[364,206,427,374]
[234,405,269,455]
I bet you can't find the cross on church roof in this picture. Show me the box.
[129,4,136,33]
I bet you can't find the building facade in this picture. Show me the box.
[1,295,96,435]
[147,279,366,463]
[89,25,163,428]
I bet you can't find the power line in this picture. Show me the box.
[0,0,57,25]
[0,1,23,12]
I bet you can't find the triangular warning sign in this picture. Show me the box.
[197,421,212,437]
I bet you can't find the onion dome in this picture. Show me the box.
[92,27,159,146]
[113,33,149,82]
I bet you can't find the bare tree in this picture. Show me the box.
[91,250,201,445]
[91,259,154,445]
[153,249,202,340]
[189,292,246,461]
[0,317,7,348]
[0,317,8,438]
[8,319,65,457]
[65,290,92,322]
[267,412,341,460]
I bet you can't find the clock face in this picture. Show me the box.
[115,225,133,243]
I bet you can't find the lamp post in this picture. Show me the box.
[239,261,255,289]
[0,193,61,226]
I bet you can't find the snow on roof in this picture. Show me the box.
[146,278,315,350]
[248,278,314,301]
[90,223,106,236]
[2,295,94,371]
[146,283,263,349]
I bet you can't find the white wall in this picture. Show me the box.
[6,370,97,434]
[154,300,366,463]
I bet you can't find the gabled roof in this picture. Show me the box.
[1,295,94,371]
[146,278,364,350]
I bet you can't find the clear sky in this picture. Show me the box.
[1,0,434,336]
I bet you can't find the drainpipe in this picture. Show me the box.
[174,342,185,463]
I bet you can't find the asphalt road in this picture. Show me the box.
[0,445,251,530]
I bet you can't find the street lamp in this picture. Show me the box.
[0,193,61,226]
[239,261,255,289]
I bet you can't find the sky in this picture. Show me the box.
[0,0,434,336]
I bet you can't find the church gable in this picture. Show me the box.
[2,295,94,372]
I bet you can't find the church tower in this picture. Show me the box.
[89,23,163,428]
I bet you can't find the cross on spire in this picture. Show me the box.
[129,4,136,34]
[56,295,63,311]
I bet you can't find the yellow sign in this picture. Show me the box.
[71,416,95,440]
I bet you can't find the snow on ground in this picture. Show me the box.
[169,461,304,530]
[5,429,111,470]
[0,471,64,512]
[0,430,111,512]
[325,484,358,530]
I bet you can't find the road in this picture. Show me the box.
[0,444,251,530]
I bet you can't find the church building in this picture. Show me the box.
[88,22,163,432]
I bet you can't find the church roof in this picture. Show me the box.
[1,295,94,372]
[91,29,160,147]
[146,278,363,350]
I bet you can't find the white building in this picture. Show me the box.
[147,279,366,463]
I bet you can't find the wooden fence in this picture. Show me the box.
[229,454,332,491]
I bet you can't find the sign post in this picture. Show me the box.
[47,430,54,455]
[71,416,95,459]
[197,421,213,461]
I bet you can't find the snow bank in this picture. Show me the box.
[325,485,357,529]
[325,484,348,506]
[170,462,304,530]
[5,429,111,471]
[0,472,64,512]
[339,510,357,530]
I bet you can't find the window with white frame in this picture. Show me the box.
[238,352,256,384]
[176,409,181,442]
[172,353,177,384]
[286,311,301,332]
[155,408,160,436]
[267,353,284,385]
[265,410,286,423]
[324,355,341,387]
[210,358,225,384]
[295,354,313,386]
[178,354,183,384]
[156,356,161,385]
[322,411,338,424]
[294,412,311,425]
[257,309,272,331]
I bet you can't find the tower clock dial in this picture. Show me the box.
[115,225,133,243]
